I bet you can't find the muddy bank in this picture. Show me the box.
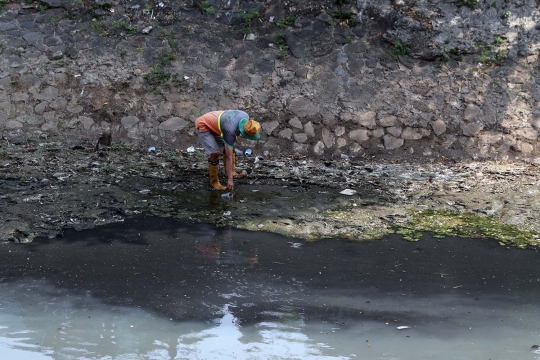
[1,138,540,247]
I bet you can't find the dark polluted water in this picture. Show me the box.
[1,217,540,360]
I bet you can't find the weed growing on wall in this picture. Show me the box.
[275,33,289,59]
[390,41,410,59]
[457,0,479,10]
[237,7,260,34]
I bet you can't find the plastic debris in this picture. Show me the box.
[288,242,303,248]
[340,189,357,195]
[139,189,151,195]
[223,211,231,216]
[269,16,274,22]
[148,146,156,153]
[221,192,233,200]
[245,149,252,155]
[340,154,350,160]
[142,26,153,34]
[234,148,243,155]
[187,146,195,153]
[396,326,411,330]
[158,2,164,7]
[254,156,259,164]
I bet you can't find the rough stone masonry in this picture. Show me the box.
[0,0,540,163]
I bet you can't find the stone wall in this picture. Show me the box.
[1,0,540,163]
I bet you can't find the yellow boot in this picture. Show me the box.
[227,153,247,179]
[208,163,227,190]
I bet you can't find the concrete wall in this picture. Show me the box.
[1,0,540,163]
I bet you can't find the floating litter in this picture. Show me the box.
[339,189,357,195]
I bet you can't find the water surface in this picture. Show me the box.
[1,217,539,359]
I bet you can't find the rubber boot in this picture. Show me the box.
[226,153,247,179]
[208,163,227,191]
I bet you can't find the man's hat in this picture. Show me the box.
[239,118,261,140]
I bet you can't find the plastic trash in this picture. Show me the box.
[245,149,252,155]
[187,146,195,153]
[254,156,259,164]
[234,148,243,155]
[340,189,357,196]
[148,146,156,153]
[139,189,151,195]
[223,211,231,216]
[340,153,349,160]
[221,192,233,200]
[396,326,411,330]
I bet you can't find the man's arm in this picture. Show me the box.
[224,146,234,192]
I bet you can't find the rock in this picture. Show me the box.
[304,122,316,138]
[334,126,345,137]
[67,104,83,114]
[349,129,369,142]
[531,113,540,130]
[12,93,29,102]
[478,132,503,145]
[0,23,16,32]
[512,140,534,154]
[402,127,428,140]
[354,111,377,129]
[379,115,398,127]
[279,128,293,140]
[372,128,385,138]
[5,120,23,129]
[121,116,140,129]
[22,32,41,45]
[431,119,447,136]
[157,102,173,118]
[461,122,484,137]
[515,128,538,141]
[263,120,279,136]
[79,116,94,129]
[322,128,335,148]
[293,133,308,143]
[313,141,325,155]
[159,117,189,132]
[35,102,48,115]
[463,104,481,121]
[386,126,402,137]
[49,51,63,60]
[289,117,303,129]
[35,87,59,102]
[384,135,404,150]
[289,97,319,118]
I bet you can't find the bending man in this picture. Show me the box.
[195,110,261,192]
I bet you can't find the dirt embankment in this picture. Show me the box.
[2,139,539,248]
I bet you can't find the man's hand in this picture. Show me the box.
[227,178,234,192]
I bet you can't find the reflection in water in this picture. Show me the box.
[176,304,347,360]
[0,217,539,359]
[0,281,347,360]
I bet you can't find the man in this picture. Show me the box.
[195,110,261,192]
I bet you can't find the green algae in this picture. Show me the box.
[396,209,540,248]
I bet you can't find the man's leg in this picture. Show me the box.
[224,151,246,179]
[196,130,227,191]
[208,152,226,190]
